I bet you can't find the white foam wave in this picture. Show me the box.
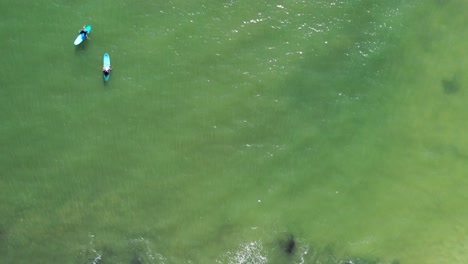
[216,241,267,264]
[78,233,102,264]
[77,233,166,264]
[129,236,167,264]
[297,241,310,264]
[91,254,102,264]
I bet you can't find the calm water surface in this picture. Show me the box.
[1,0,467,263]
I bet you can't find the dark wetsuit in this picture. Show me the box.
[80,30,88,38]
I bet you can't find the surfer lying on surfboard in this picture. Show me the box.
[79,26,89,39]
[102,66,112,76]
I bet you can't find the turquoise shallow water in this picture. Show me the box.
[1,0,468,263]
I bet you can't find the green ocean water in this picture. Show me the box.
[1,0,467,263]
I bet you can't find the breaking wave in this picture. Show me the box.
[216,241,267,264]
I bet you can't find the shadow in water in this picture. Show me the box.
[74,41,91,54]
[442,73,461,94]
[279,234,296,256]
[130,253,143,264]
[271,232,401,264]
